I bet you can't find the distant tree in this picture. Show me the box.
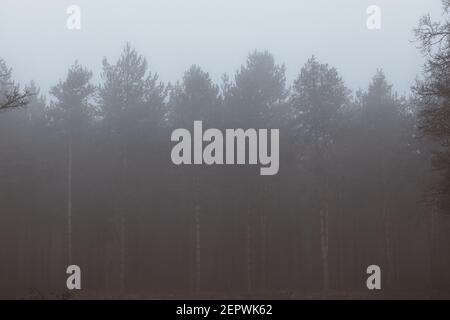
[223,50,287,293]
[100,43,166,132]
[291,56,350,152]
[168,65,220,126]
[50,62,95,129]
[414,0,450,211]
[25,81,47,124]
[225,50,286,127]
[49,61,96,266]
[290,56,350,292]
[357,70,402,130]
[99,43,167,293]
[357,70,408,285]
[167,65,221,293]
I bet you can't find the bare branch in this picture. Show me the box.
[0,87,34,111]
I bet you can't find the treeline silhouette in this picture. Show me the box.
[1,43,450,298]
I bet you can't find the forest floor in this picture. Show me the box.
[54,290,450,300]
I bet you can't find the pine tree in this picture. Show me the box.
[49,61,95,266]
[224,50,286,293]
[99,43,166,293]
[168,65,221,294]
[225,50,286,128]
[290,56,350,292]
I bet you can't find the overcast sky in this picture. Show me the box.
[0,0,443,96]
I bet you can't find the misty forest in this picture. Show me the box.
[1,2,450,299]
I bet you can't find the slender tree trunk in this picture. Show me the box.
[246,199,253,294]
[382,190,393,286]
[246,222,252,294]
[320,173,330,293]
[193,175,201,294]
[320,205,329,292]
[194,203,201,294]
[316,138,330,293]
[337,188,345,292]
[119,143,127,294]
[120,214,126,293]
[429,198,438,289]
[261,212,267,291]
[67,137,73,265]
[381,156,394,287]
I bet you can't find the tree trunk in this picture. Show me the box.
[119,143,127,294]
[320,206,329,292]
[261,212,268,292]
[246,222,252,294]
[193,175,201,294]
[194,203,201,294]
[383,192,393,286]
[429,198,438,289]
[320,173,330,293]
[119,214,126,293]
[246,200,253,294]
[381,157,395,287]
[67,138,73,265]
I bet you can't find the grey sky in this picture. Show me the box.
[0,0,443,96]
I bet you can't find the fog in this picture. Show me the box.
[0,0,442,95]
[2,0,450,300]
